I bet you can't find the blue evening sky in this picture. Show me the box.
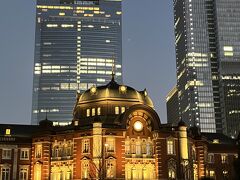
[0,0,176,124]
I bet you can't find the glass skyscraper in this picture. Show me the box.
[173,0,220,133]
[173,0,240,135]
[32,0,122,125]
[215,0,240,138]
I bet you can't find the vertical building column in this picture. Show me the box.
[178,123,189,179]
[178,125,189,161]
[13,147,18,180]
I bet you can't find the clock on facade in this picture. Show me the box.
[133,121,143,132]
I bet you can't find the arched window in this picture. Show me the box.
[141,139,147,154]
[146,139,153,157]
[1,165,10,180]
[81,160,89,179]
[106,158,116,178]
[136,138,141,156]
[125,137,130,155]
[130,139,136,154]
[19,167,28,180]
[168,159,177,180]
[34,163,42,180]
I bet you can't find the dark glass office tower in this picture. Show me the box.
[32,0,122,125]
[173,0,240,135]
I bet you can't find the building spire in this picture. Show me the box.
[45,110,48,120]
[111,56,115,81]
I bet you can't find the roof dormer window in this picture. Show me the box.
[115,107,120,115]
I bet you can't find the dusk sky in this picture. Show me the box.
[0,0,176,124]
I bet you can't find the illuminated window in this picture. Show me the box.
[146,139,153,157]
[86,109,90,117]
[81,160,89,179]
[2,149,11,160]
[82,139,90,154]
[90,86,97,94]
[167,139,175,155]
[168,169,176,179]
[209,170,215,178]
[59,12,65,16]
[97,107,101,115]
[106,158,116,178]
[34,163,41,180]
[20,149,29,160]
[19,167,28,180]
[130,139,136,154]
[74,121,78,126]
[221,154,228,163]
[5,129,11,136]
[224,52,233,56]
[46,24,58,28]
[136,139,141,155]
[92,108,96,116]
[1,167,10,180]
[223,46,234,56]
[125,137,130,155]
[35,145,42,158]
[106,137,115,153]
[223,170,228,176]
[208,154,214,163]
[115,107,120,115]
[223,46,233,51]
[121,107,126,113]
[141,139,147,154]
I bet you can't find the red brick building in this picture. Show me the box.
[0,79,238,180]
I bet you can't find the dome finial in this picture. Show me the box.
[111,57,115,81]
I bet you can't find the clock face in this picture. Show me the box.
[133,121,143,132]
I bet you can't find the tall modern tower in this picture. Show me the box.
[32,0,122,125]
[173,0,240,136]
